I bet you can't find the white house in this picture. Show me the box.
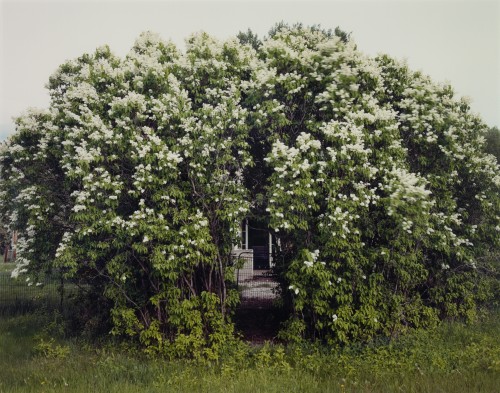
[231,219,277,280]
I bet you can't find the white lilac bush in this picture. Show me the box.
[1,25,498,353]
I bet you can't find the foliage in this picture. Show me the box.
[484,126,500,162]
[33,337,70,359]
[1,25,499,353]
[252,26,499,343]
[237,29,262,50]
[0,32,255,356]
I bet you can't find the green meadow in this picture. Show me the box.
[0,261,498,393]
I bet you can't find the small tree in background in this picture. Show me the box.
[1,25,498,354]
[484,126,500,162]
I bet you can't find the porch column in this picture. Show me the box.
[269,232,274,267]
[245,219,249,250]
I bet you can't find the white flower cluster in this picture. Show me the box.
[303,249,321,268]
[321,120,372,158]
[10,236,31,279]
[388,167,432,203]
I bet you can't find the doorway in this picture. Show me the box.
[247,219,271,269]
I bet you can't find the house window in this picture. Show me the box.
[242,219,249,250]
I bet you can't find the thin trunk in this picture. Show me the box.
[208,265,213,293]
[218,253,227,317]
[182,274,197,297]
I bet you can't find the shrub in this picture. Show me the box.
[1,25,498,353]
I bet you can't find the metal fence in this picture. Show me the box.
[233,252,279,304]
[1,253,280,313]
[0,264,75,313]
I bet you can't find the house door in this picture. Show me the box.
[248,220,271,270]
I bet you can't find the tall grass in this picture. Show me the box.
[0,262,498,392]
[0,309,499,393]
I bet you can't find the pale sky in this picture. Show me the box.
[1,0,499,141]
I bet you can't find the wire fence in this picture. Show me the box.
[1,252,280,314]
[233,253,279,305]
[0,263,76,314]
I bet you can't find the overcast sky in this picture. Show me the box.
[1,0,499,141]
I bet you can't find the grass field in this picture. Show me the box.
[0,263,499,393]
[0,262,16,273]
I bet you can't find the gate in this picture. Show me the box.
[232,251,278,304]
